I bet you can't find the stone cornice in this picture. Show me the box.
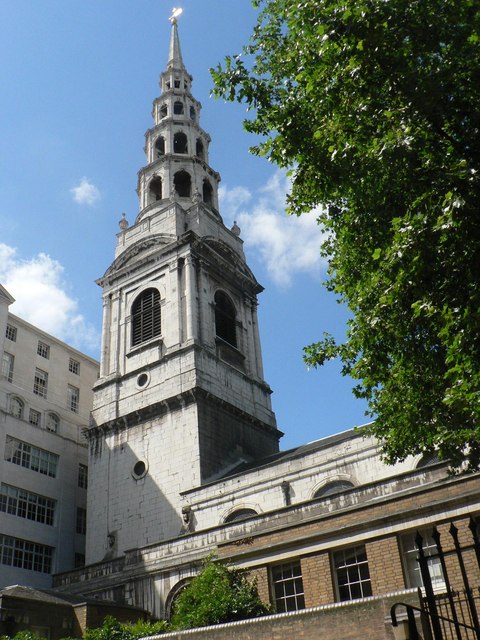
[88,384,281,440]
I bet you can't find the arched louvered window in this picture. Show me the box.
[224,508,257,523]
[131,288,161,347]
[314,480,354,499]
[215,291,237,347]
[416,452,441,468]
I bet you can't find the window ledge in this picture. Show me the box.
[215,337,245,370]
[127,337,163,358]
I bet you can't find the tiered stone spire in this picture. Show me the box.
[135,16,220,222]
[89,13,278,565]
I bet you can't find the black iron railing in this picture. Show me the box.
[391,516,480,640]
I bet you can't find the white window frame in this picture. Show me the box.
[4,436,59,478]
[270,560,305,613]
[0,534,53,574]
[46,413,59,433]
[1,352,14,382]
[400,530,445,589]
[69,357,80,375]
[0,483,56,526]
[5,324,17,341]
[78,464,88,489]
[333,545,372,602]
[67,385,79,413]
[37,341,50,359]
[33,368,48,398]
[29,408,41,427]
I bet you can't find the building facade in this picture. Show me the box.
[0,285,99,589]
[52,17,480,638]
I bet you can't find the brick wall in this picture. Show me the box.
[82,603,147,631]
[144,591,421,640]
[247,565,270,604]
[301,552,335,606]
[367,537,406,594]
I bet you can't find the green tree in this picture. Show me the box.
[212,0,480,469]
[171,557,269,629]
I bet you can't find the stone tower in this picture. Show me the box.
[86,18,281,564]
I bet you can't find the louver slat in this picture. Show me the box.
[132,289,161,346]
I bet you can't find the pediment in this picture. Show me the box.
[200,237,259,285]
[104,234,175,277]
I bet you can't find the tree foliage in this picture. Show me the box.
[211,0,480,469]
[84,616,167,640]
[170,556,269,629]
[0,633,46,640]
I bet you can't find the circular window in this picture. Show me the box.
[132,460,148,480]
[136,372,150,389]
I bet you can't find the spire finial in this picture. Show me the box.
[169,7,183,25]
[168,8,184,68]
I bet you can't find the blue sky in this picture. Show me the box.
[0,1,369,449]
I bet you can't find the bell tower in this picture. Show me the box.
[86,16,281,564]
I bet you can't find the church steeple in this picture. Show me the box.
[89,14,280,565]
[136,17,219,221]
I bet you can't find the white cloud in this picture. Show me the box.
[219,171,326,286]
[70,177,100,205]
[0,243,99,352]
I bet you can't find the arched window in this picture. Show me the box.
[10,396,24,419]
[165,578,193,621]
[190,106,196,121]
[149,177,163,202]
[314,480,354,499]
[173,132,188,154]
[155,137,165,157]
[224,508,257,523]
[215,291,237,347]
[174,171,191,198]
[46,413,59,433]
[417,452,441,468]
[173,101,184,115]
[203,180,213,205]
[196,139,204,160]
[131,288,161,347]
[159,104,168,119]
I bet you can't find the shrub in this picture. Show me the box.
[171,556,270,630]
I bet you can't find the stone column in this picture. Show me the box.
[110,290,121,376]
[251,300,264,379]
[170,259,182,346]
[100,294,112,378]
[184,254,198,342]
[243,296,256,376]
